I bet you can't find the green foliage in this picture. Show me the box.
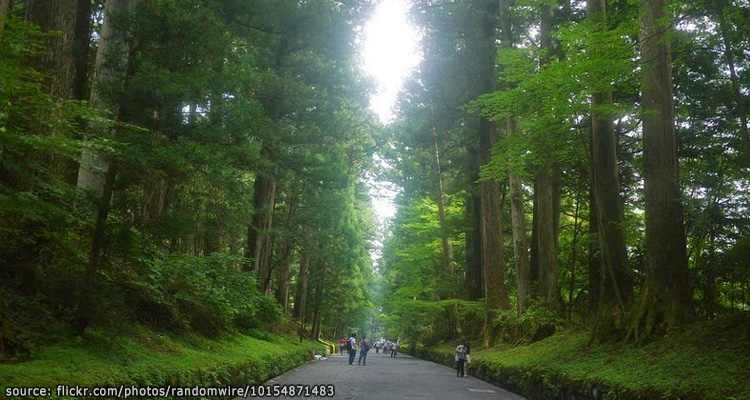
[381,299,483,346]
[420,314,750,399]
[0,326,325,397]
[494,302,563,345]
[110,252,280,337]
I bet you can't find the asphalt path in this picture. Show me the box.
[241,350,526,400]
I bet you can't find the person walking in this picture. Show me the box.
[347,333,357,365]
[455,344,467,377]
[390,340,398,358]
[358,335,370,365]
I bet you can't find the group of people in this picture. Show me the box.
[338,334,399,366]
[336,334,470,378]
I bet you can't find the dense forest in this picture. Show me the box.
[1,0,749,395]
[1,0,378,358]
[377,0,750,346]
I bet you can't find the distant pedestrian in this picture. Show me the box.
[455,344,467,377]
[339,338,346,355]
[347,333,357,365]
[358,335,370,365]
[374,340,379,354]
[390,340,397,358]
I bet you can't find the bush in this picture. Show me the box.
[494,302,562,345]
[112,249,277,337]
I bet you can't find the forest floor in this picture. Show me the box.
[0,325,331,398]
[417,313,750,400]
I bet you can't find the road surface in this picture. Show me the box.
[241,350,526,400]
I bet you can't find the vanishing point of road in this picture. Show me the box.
[241,350,526,400]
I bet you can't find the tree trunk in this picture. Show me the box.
[311,280,323,340]
[588,0,634,342]
[567,191,582,322]
[74,161,117,335]
[536,166,559,310]
[480,119,511,347]
[587,172,601,320]
[25,0,77,99]
[627,0,694,341]
[244,160,278,294]
[499,0,531,316]
[432,123,453,277]
[72,0,92,101]
[0,0,13,30]
[293,250,310,322]
[465,189,483,300]
[530,182,540,299]
[275,243,293,313]
[77,0,136,197]
[73,0,135,336]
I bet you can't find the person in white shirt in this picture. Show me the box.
[348,333,357,365]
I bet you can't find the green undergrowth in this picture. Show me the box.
[0,326,328,399]
[418,314,750,400]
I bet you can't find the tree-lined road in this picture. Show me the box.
[243,352,526,400]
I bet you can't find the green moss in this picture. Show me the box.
[418,314,750,400]
[0,326,323,399]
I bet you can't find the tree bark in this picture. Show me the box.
[275,243,293,313]
[627,0,694,341]
[587,172,601,319]
[72,0,92,101]
[0,0,13,29]
[77,0,136,197]
[530,182,540,299]
[536,168,559,310]
[588,0,634,342]
[293,250,310,323]
[244,159,278,295]
[499,0,531,316]
[25,0,77,99]
[480,119,511,347]
[432,122,453,277]
[465,189,483,300]
[74,161,117,335]
[73,0,135,336]
[311,280,323,340]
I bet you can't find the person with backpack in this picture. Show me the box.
[347,333,357,365]
[455,344,467,377]
[357,335,370,365]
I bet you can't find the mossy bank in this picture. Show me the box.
[0,326,333,399]
[415,314,750,400]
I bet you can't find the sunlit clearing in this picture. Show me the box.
[362,0,421,123]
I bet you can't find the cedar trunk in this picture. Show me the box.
[465,190,484,300]
[500,0,531,316]
[25,0,77,99]
[244,160,278,295]
[588,0,633,341]
[293,250,310,323]
[480,119,511,347]
[628,0,694,341]
[432,124,453,277]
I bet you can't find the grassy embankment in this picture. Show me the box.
[0,326,334,399]
[417,314,750,400]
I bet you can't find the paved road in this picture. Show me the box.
[242,350,526,400]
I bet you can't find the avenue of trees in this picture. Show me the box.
[377,0,750,346]
[0,0,378,357]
